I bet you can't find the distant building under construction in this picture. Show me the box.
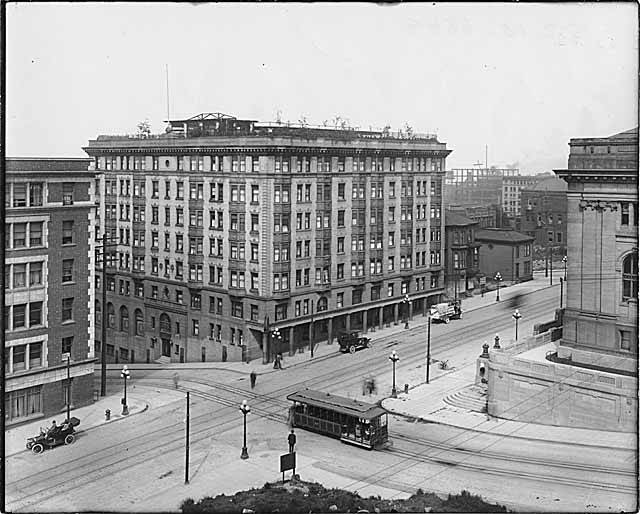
[444,167,519,207]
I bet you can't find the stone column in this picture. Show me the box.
[393,304,399,325]
[409,302,413,321]
[378,307,384,329]
[345,314,351,333]
[307,321,313,351]
[327,318,333,344]
[362,310,368,334]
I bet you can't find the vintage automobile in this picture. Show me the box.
[338,331,372,354]
[430,301,462,324]
[26,417,80,454]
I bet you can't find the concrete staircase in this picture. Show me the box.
[154,356,171,365]
[443,385,487,413]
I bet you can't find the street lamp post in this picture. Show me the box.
[560,277,564,308]
[272,328,282,364]
[402,294,410,330]
[120,365,130,415]
[494,333,501,349]
[562,255,567,281]
[425,313,432,384]
[495,272,502,302]
[389,350,400,397]
[185,391,190,484]
[239,399,251,459]
[512,309,522,341]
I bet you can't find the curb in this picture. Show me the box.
[6,403,150,458]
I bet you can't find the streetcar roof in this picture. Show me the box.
[287,389,387,419]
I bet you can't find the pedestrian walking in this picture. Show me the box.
[250,370,257,389]
[288,429,297,453]
[273,354,282,370]
[173,372,179,389]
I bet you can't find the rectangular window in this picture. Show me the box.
[29,301,43,326]
[62,298,74,322]
[621,202,630,226]
[13,183,27,207]
[29,222,43,247]
[62,183,74,205]
[13,304,26,328]
[62,220,74,244]
[13,264,26,288]
[29,262,43,287]
[62,259,74,283]
[14,223,27,247]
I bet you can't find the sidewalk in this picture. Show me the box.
[5,385,185,457]
[380,362,636,450]
[106,271,557,377]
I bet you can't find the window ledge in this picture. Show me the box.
[61,320,76,326]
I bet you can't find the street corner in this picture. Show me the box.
[128,383,189,410]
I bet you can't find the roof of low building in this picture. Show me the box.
[6,157,92,172]
[476,228,534,244]
[521,177,568,193]
[445,211,478,227]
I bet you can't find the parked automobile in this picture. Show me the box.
[430,301,462,324]
[26,417,80,454]
[338,331,372,354]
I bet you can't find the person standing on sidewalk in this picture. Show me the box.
[250,370,257,389]
[288,429,297,453]
[173,372,179,389]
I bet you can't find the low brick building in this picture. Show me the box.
[475,228,534,283]
[520,176,568,254]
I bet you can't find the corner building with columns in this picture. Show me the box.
[84,113,450,364]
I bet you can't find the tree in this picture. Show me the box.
[137,119,151,138]
[275,110,283,124]
[382,125,391,137]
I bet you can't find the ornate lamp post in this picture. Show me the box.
[494,272,502,302]
[120,365,131,415]
[239,399,251,459]
[494,333,501,349]
[389,350,400,397]
[402,294,411,329]
[562,255,568,281]
[512,309,522,341]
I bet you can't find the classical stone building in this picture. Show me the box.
[483,128,638,432]
[84,113,451,363]
[5,158,96,426]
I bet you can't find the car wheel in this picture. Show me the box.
[32,443,44,454]
[349,345,356,354]
[64,434,75,445]
[367,341,373,349]
[26,442,33,450]
[444,317,450,324]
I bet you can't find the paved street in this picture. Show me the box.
[5,277,636,512]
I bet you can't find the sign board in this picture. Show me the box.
[280,452,296,472]
[479,277,487,285]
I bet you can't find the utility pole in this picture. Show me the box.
[425,313,431,384]
[98,232,118,396]
[185,391,190,484]
[66,354,71,421]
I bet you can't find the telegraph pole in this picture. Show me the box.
[425,313,432,384]
[185,391,190,484]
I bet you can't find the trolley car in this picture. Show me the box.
[287,389,388,450]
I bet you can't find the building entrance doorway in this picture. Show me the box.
[162,338,171,357]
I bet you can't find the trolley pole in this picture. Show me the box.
[425,313,431,384]
[185,391,190,484]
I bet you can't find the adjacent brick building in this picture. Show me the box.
[475,228,534,283]
[520,176,568,253]
[444,211,480,299]
[83,113,451,364]
[5,158,96,426]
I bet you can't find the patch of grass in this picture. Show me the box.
[181,480,509,513]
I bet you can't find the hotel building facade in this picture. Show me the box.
[84,113,451,363]
[5,158,96,425]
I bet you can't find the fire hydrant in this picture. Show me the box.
[105,409,111,421]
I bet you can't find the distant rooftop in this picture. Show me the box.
[445,211,478,227]
[94,112,441,143]
[521,176,568,192]
[476,228,534,244]
[6,157,92,172]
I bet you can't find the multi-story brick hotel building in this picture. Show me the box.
[84,113,451,364]
[5,158,96,425]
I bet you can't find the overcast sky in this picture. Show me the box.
[6,2,638,173]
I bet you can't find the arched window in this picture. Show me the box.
[317,297,328,312]
[135,309,144,336]
[622,253,638,300]
[95,300,101,326]
[107,303,115,328]
[120,306,129,332]
[160,313,171,335]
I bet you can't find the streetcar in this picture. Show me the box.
[287,389,389,450]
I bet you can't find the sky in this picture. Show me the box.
[6,2,638,173]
